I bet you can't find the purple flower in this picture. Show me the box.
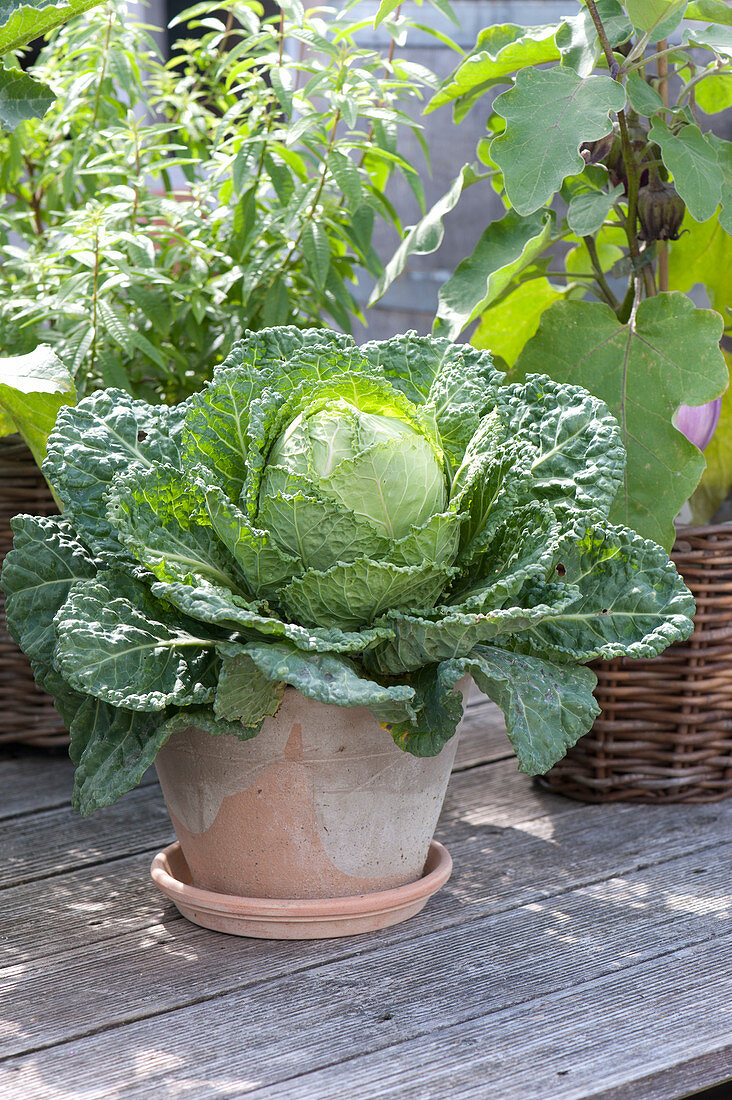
[676,397,723,452]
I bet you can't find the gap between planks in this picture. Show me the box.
[1,853,729,1098]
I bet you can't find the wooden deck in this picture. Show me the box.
[1,693,731,1099]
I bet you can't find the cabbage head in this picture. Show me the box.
[1,328,695,814]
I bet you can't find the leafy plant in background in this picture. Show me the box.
[373,0,731,549]
[0,0,106,130]
[0,0,448,404]
[1,327,694,814]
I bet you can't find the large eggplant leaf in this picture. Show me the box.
[491,69,626,215]
[450,645,599,774]
[427,24,561,115]
[0,66,53,130]
[514,294,728,549]
[510,523,695,663]
[648,119,722,224]
[556,0,632,77]
[1,514,96,666]
[0,346,75,467]
[434,210,554,340]
[686,2,732,25]
[625,0,687,38]
[54,571,221,711]
[214,644,285,727]
[566,184,624,237]
[44,389,182,556]
[0,0,106,54]
[241,640,417,724]
[472,277,566,368]
[667,212,731,324]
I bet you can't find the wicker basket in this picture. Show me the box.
[0,435,69,747]
[541,523,732,804]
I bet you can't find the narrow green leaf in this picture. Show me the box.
[491,69,626,215]
[0,66,54,130]
[374,0,401,28]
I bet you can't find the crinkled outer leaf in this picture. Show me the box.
[510,523,695,663]
[450,645,599,775]
[360,335,504,466]
[648,119,722,223]
[282,558,456,631]
[0,346,75,466]
[202,482,300,597]
[427,24,561,114]
[389,511,461,568]
[0,0,105,54]
[258,488,390,571]
[369,166,478,305]
[214,644,285,727]
[241,640,417,725]
[30,659,87,732]
[70,697,173,817]
[0,65,53,131]
[106,465,244,591]
[1,514,96,667]
[182,365,262,501]
[513,294,728,549]
[386,663,465,757]
[366,585,577,676]
[44,389,182,556]
[54,571,220,711]
[502,375,624,537]
[491,68,626,215]
[435,210,554,340]
[690,351,732,522]
[148,579,394,655]
[452,502,560,609]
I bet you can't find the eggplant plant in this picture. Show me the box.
[1,327,693,814]
[373,0,731,549]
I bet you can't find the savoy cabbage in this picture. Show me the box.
[1,328,694,814]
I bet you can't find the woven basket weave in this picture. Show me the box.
[0,435,69,747]
[541,523,732,803]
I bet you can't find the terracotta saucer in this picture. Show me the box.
[151,840,452,939]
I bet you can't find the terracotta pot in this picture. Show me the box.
[152,688,459,936]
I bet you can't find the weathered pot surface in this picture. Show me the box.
[154,687,460,902]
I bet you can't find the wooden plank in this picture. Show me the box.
[0,747,75,819]
[453,700,511,770]
[1,851,729,1095]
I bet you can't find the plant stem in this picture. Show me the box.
[89,223,101,382]
[585,1,645,284]
[621,45,680,75]
[583,235,619,309]
[657,39,669,293]
[88,6,114,137]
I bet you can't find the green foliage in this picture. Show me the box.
[514,293,727,548]
[1,326,694,810]
[377,0,732,530]
[0,345,75,467]
[0,1,438,403]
